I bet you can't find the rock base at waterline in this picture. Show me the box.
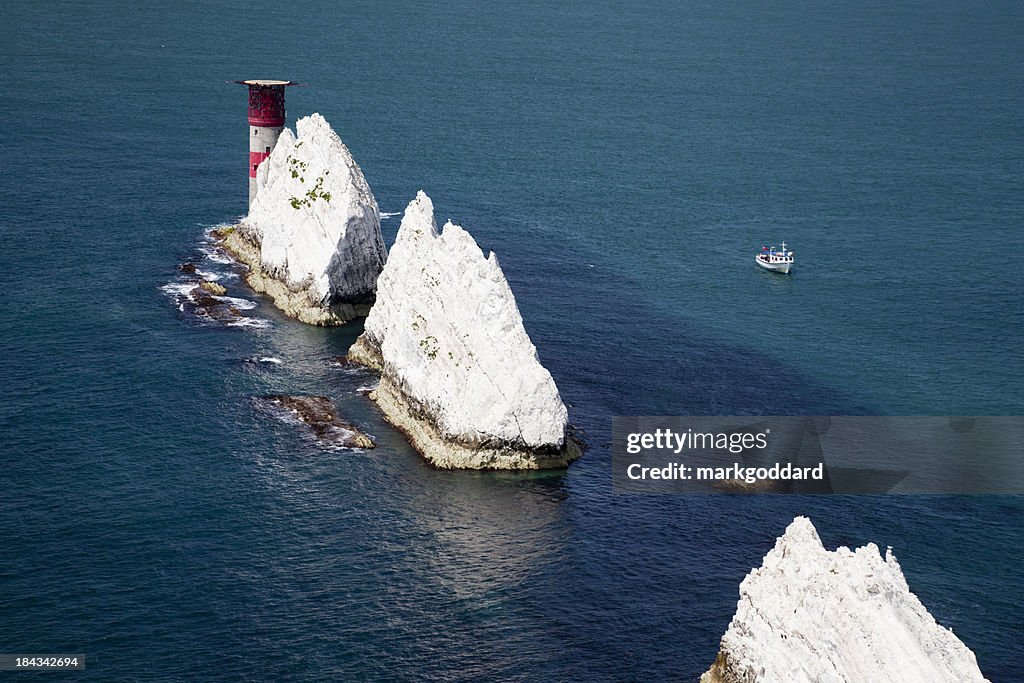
[214,227,372,326]
[347,336,580,470]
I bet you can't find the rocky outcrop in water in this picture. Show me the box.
[702,516,989,683]
[258,395,374,449]
[183,285,243,323]
[218,113,387,325]
[199,280,226,296]
[347,191,580,470]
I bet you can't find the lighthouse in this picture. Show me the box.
[236,79,297,207]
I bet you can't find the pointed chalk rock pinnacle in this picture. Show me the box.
[701,516,990,683]
[348,191,580,469]
[221,113,387,325]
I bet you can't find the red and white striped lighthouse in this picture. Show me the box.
[236,79,297,207]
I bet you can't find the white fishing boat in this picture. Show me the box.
[756,242,794,273]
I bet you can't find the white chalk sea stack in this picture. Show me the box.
[220,113,387,325]
[348,191,580,470]
[702,516,989,683]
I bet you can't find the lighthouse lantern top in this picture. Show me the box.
[239,79,292,86]
[235,79,298,127]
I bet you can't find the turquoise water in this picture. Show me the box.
[2,0,1022,680]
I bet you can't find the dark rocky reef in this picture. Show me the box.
[258,395,375,449]
[186,286,242,322]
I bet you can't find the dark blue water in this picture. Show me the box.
[2,0,1022,680]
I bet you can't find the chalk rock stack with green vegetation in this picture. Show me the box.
[348,191,580,470]
[218,113,387,325]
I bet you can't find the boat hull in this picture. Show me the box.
[755,257,791,273]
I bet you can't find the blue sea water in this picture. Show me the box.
[1,0,1022,680]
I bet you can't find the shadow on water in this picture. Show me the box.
[754,264,798,289]
[241,220,1020,681]
[161,205,1016,680]
[496,228,875,426]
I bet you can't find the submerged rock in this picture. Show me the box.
[219,113,387,325]
[348,191,580,470]
[702,516,989,683]
[259,395,374,449]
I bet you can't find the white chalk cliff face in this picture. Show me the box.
[221,113,387,325]
[348,191,579,469]
[702,516,989,683]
